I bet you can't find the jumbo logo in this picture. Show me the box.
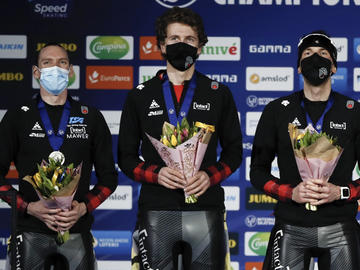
[155,0,197,8]
[36,42,78,52]
[246,187,277,210]
[0,72,24,81]
[87,36,133,60]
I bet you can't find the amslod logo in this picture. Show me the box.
[86,36,134,60]
[155,0,197,8]
[245,232,270,256]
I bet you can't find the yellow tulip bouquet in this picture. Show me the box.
[147,118,214,203]
[23,158,82,244]
[288,123,343,211]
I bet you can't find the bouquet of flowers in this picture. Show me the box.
[146,117,215,203]
[23,158,82,244]
[288,123,343,211]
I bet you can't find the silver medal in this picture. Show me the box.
[49,151,65,165]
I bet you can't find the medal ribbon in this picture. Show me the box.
[38,99,71,151]
[301,92,334,133]
[162,73,197,126]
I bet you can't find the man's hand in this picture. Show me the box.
[305,178,341,205]
[158,167,186,189]
[27,201,61,232]
[292,181,320,204]
[292,178,341,205]
[55,201,87,231]
[184,171,210,198]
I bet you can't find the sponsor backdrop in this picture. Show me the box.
[1,0,360,269]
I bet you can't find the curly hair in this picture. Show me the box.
[155,7,208,49]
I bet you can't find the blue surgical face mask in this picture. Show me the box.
[38,66,70,96]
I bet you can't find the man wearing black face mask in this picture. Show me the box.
[118,7,242,270]
[250,31,360,269]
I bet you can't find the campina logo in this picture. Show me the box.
[155,0,197,8]
[245,232,270,256]
[86,36,133,60]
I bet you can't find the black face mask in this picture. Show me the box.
[300,53,332,86]
[165,42,198,71]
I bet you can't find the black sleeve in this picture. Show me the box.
[0,110,28,213]
[118,92,161,184]
[346,108,360,201]
[250,103,293,201]
[204,87,243,185]
[83,109,118,212]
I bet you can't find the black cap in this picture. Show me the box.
[297,33,337,67]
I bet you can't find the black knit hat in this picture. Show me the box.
[297,32,337,67]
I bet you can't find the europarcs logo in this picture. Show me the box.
[155,0,197,8]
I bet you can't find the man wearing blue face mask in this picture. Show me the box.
[118,7,243,270]
[0,43,118,270]
[250,31,360,269]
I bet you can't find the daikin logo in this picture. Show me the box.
[155,0,197,8]
[86,36,134,60]
[0,35,27,59]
